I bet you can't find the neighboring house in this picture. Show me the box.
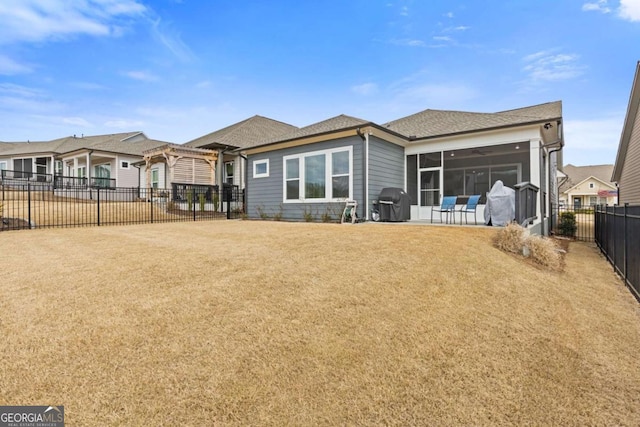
[559,164,618,208]
[0,132,168,188]
[180,115,298,191]
[613,61,640,204]
[245,101,564,235]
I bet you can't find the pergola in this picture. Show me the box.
[141,144,219,189]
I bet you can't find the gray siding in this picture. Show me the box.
[368,136,405,212]
[247,136,364,221]
[619,106,640,204]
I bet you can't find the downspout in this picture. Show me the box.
[356,128,368,220]
[540,120,564,235]
[239,153,248,214]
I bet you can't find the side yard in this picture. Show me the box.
[0,222,639,425]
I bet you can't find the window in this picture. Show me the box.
[253,159,269,178]
[13,158,32,178]
[283,147,352,202]
[77,166,86,178]
[589,182,595,189]
[589,196,597,206]
[120,161,130,169]
[94,163,111,188]
[224,161,234,184]
[443,164,520,201]
[54,161,63,175]
[0,161,7,171]
[151,168,159,189]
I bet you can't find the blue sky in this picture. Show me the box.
[1,0,639,166]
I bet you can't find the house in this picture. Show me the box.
[613,61,640,204]
[0,132,168,188]
[180,115,298,190]
[559,164,618,208]
[244,101,564,235]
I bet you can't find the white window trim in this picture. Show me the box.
[253,159,270,178]
[0,161,7,170]
[120,160,130,170]
[224,161,234,184]
[282,146,353,203]
[151,167,159,189]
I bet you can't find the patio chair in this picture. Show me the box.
[430,196,457,224]
[458,194,481,225]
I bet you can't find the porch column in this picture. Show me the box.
[86,152,91,184]
[217,150,224,187]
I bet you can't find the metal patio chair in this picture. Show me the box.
[431,196,457,224]
[458,194,481,225]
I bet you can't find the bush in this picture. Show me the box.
[558,212,577,237]
[524,234,562,270]
[494,223,563,271]
[493,223,525,254]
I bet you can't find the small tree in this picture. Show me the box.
[558,211,577,237]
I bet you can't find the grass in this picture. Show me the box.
[1,221,639,426]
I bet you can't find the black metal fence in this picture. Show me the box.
[0,183,244,231]
[595,204,640,302]
[549,205,595,242]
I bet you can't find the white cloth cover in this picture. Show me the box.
[484,180,515,226]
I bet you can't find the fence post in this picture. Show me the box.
[150,188,154,224]
[624,203,628,284]
[97,187,101,226]
[612,204,616,266]
[28,182,31,228]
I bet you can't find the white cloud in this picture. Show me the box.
[351,83,378,96]
[582,0,612,13]
[0,0,146,45]
[444,12,454,18]
[390,38,426,47]
[522,50,586,82]
[433,36,452,42]
[400,6,409,16]
[150,18,193,62]
[619,0,640,21]
[0,54,32,75]
[62,117,92,127]
[0,83,42,98]
[123,70,159,82]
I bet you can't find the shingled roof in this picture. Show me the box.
[258,114,371,146]
[184,115,297,150]
[0,132,167,157]
[384,101,562,140]
[559,164,615,193]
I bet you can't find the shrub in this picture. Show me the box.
[187,190,193,212]
[256,205,269,220]
[493,222,525,254]
[198,193,206,212]
[303,208,314,222]
[524,234,562,270]
[213,192,220,212]
[558,212,577,237]
[494,222,563,270]
[273,204,283,221]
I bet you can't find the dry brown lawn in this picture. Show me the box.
[1,221,639,426]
